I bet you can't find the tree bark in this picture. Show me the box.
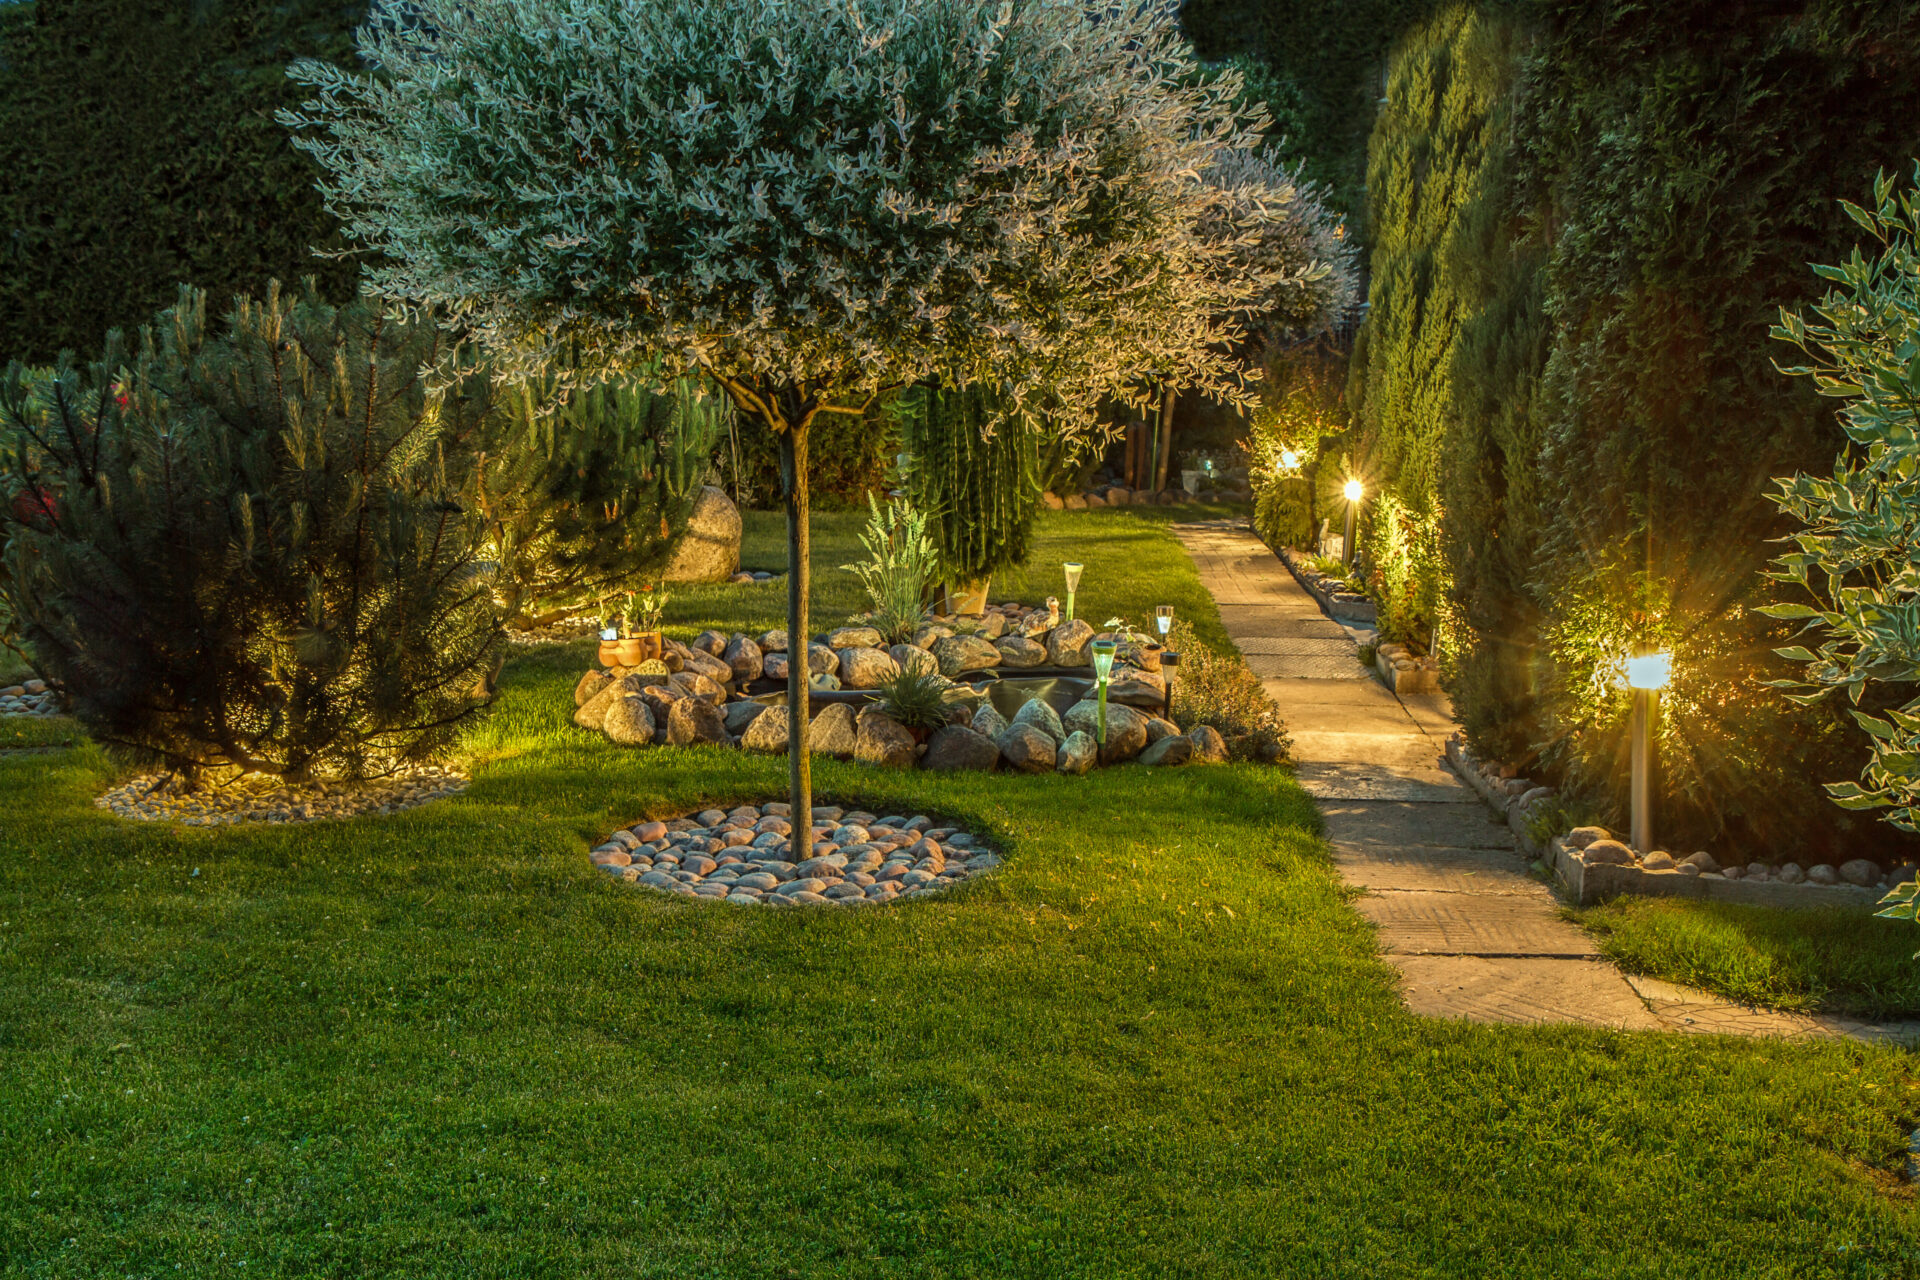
[1153,386,1175,492]
[780,418,812,830]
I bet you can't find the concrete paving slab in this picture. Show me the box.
[1250,654,1368,679]
[1397,692,1458,737]
[1357,892,1601,957]
[1216,607,1351,639]
[1294,764,1469,803]
[1625,975,1920,1044]
[1321,801,1515,851]
[1332,843,1543,894]
[1391,956,1665,1029]
[1286,733,1452,774]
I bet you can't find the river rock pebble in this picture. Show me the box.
[593,802,997,907]
[98,764,467,826]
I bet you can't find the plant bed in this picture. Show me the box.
[97,765,467,827]
[590,801,1001,906]
[1277,547,1377,625]
[1446,733,1902,911]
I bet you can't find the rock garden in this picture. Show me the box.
[0,677,63,717]
[590,802,1002,906]
[570,601,1230,774]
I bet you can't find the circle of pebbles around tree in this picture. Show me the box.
[97,766,468,827]
[591,802,1001,906]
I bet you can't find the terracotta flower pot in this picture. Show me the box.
[597,639,623,668]
[614,632,664,666]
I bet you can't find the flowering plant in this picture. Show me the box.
[619,585,669,636]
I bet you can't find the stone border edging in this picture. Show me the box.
[1275,547,1378,625]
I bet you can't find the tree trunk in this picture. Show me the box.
[1153,386,1175,493]
[780,420,813,830]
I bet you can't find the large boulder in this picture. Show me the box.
[666,697,730,746]
[678,647,735,685]
[574,669,613,707]
[573,680,622,730]
[839,646,900,689]
[757,629,789,652]
[670,671,728,705]
[995,635,1049,668]
[997,723,1057,774]
[890,643,938,677]
[1107,673,1166,710]
[911,623,954,649]
[971,702,1010,739]
[723,634,764,683]
[810,702,860,756]
[1188,724,1229,763]
[1047,618,1095,667]
[764,651,791,681]
[635,683,685,719]
[1056,729,1097,775]
[1064,699,1149,763]
[741,705,790,753]
[692,629,729,657]
[723,699,768,737]
[1010,697,1066,745]
[806,643,840,677]
[660,485,742,583]
[933,634,1002,676]
[923,724,1000,772]
[1139,734,1192,767]
[854,706,917,768]
[603,695,657,746]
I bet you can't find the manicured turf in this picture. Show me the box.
[1,510,1916,1276]
[1576,896,1920,1020]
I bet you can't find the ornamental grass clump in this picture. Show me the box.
[871,669,950,733]
[841,494,937,645]
[0,281,504,781]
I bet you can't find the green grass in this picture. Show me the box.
[2,510,1918,1276]
[1577,897,1920,1020]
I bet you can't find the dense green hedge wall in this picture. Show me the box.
[1357,0,1920,857]
[0,0,362,364]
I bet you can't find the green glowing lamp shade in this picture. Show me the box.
[1063,562,1084,593]
[1090,639,1117,681]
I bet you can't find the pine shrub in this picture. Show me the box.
[898,385,1043,590]
[0,282,503,780]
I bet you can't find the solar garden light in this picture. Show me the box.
[1091,638,1117,744]
[1063,562,1084,622]
[1625,649,1673,855]
[1280,449,1300,471]
[1160,649,1180,717]
[1342,478,1363,568]
[1155,604,1174,641]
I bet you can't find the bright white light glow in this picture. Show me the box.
[1280,449,1300,470]
[1626,651,1672,690]
[1344,479,1363,502]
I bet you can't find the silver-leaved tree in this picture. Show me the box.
[284,0,1270,821]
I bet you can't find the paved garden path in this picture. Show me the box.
[1174,518,1920,1046]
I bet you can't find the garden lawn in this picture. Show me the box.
[1576,897,1920,1021]
[0,510,1916,1277]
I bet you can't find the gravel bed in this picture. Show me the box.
[0,678,64,716]
[98,765,467,826]
[592,802,1001,906]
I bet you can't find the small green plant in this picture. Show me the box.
[1165,621,1291,762]
[1303,553,1349,579]
[841,494,938,644]
[871,669,950,732]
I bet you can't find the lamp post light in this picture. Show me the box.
[1091,639,1117,744]
[1625,650,1673,855]
[1342,478,1363,568]
[1280,448,1300,471]
[1063,562,1084,623]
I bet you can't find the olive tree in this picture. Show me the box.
[285,0,1267,821]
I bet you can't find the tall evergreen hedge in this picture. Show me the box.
[1355,0,1920,857]
[0,0,361,364]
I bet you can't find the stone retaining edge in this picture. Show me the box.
[1274,546,1379,626]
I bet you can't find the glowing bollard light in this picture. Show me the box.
[1063,562,1084,622]
[1091,638,1117,744]
[1626,650,1672,854]
[1343,479,1363,568]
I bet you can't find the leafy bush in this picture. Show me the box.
[871,669,949,733]
[0,0,363,363]
[898,385,1044,589]
[477,368,726,630]
[0,282,503,780]
[840,495,938,645]
[1248,346,1348,549]
[1166,621,1291,762]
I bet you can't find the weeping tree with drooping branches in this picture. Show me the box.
[283,0,1270,823]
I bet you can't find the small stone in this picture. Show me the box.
[1807,863,1840,885]
[809,702,860,756]
[574,669,613,707]
[736,872,778,891]
[723,700,768,736]
[923,724,1000,772]
[1838,858,1881,887]
[1139,734,1192,767]
[1722,866,1744,880]
[828,626,885,650]
[911,623,954,649]
[902,868,937,887]
[666,697,730,746]
[971,703,1010,739]
[1565,826,1611,850]
[997,723,1057,774]
[1640,850,1675,870]
[632,821,668,842]
[806,643,839,676]
[1056,729,1097,775]
[1777,862,1805,885]
[1187,725,1229,763]
[741,705,790,753]
[839,646,900,689]
[764,651,791,681]
[776,877,828,897]
[1680,851,1719,874]
[638,870,677,888]
[1144,716,1180,743]
[1581,839,1634,866]
[723,634,764,683]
